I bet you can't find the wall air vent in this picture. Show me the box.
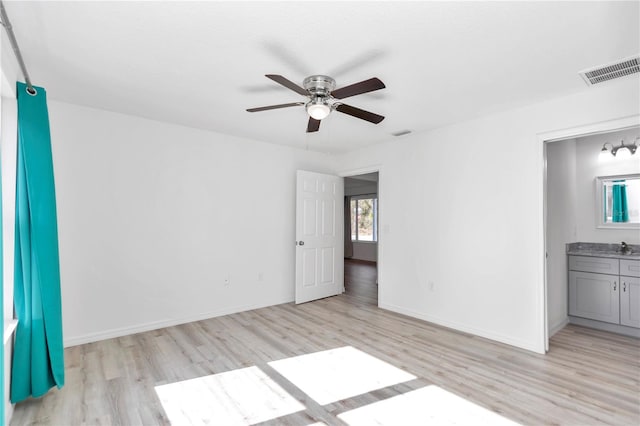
[579,56,640,86]
[391,130,412,137]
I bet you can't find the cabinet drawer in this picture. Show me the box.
[620,259,640,278]
[569,255,619,275]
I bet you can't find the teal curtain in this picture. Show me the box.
[11,82,64,403]
[611,180,629,223]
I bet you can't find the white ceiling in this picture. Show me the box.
[3,1,639,154]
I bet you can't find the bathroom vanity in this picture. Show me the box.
[567,243,640,337]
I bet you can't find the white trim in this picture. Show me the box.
[380,302,545,354]
[548,318,569,338]
[538,115,640,143]
[349,193,377,201]
[338,165,382,178]
[538,114,640,353]
[63,296,293,347]
[3,319,17,345]
[540,136,549,352]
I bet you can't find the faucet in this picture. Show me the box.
[621,241,631,254]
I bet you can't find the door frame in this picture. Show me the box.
[339,165,383,306]
[538,114,640,352]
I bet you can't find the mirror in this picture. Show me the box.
[596,174,640,228]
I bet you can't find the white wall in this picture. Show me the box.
[4,71,639,361]
[574,129,640,243]
[0,97,16,426]
[335,77,640,353]
[546,139,577,335]
[0,98,15,331]
[48,100,335,346]
[1,51,19,425]
[352,243,377,263]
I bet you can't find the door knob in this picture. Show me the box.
[298,241,305,246]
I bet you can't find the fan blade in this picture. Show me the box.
[246,102,304,112]
[265,74,308,96]
[335,104,385,124]
[331,77,385,99]
[306,117,321,133]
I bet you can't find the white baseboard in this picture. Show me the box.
[548,318,569,337]
[379,302,544,354]
[64,296,294,347]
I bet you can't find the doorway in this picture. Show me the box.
[541,116,640,350]
[342,170,380,306]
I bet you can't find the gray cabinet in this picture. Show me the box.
[620,275,640,328]
[568,255,640,332]
[621,259,640,277]
[569,255,619,275]
[569,271,619,324]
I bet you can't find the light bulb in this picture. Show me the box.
[599,145,611,162]
[306,99,331,120]
[615,146,632,160]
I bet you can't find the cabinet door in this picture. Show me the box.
[569,271,619,324]
[620,276,640,328]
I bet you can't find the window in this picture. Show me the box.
[351,196,378,242]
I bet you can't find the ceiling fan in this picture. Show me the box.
[246,74,386,133]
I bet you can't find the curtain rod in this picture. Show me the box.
[0,0,35,94]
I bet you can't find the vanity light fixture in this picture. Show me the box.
[599,137,639,160]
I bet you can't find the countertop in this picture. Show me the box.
[566,242,640,260]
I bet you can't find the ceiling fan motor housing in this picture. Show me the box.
[303,75,336,97]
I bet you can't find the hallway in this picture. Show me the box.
[344,259,377,306]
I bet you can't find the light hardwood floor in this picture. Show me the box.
[11,260,640,425]
[344,259,378,306]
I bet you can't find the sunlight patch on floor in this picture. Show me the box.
[154,366,304,426]
[268,346,416,405]
[337,385,520,426]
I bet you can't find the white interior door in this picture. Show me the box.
[295,170,344,304]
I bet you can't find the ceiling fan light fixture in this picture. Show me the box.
[247,73,386,133]
[306,98,331,120]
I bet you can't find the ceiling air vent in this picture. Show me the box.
[580,56,640,86]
